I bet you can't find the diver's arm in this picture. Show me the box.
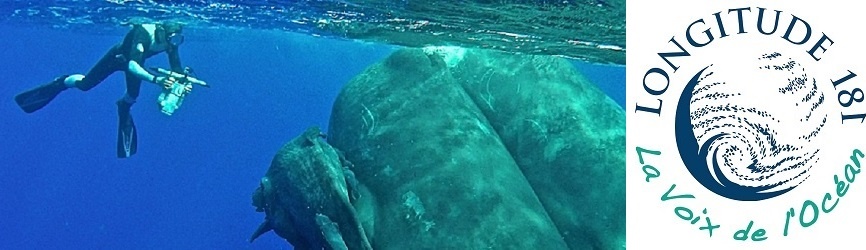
[128,60,159,84]
[126,41,164,85]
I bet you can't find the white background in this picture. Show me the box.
[627,1,866,249]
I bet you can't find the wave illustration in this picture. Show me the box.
[675,52,827,201]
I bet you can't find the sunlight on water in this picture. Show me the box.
[0,0,625,65]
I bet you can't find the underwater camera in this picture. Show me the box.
[151,67,209,116]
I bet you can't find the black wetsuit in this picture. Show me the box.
[76,24,183,101]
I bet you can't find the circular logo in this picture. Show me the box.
[675,51,828,201]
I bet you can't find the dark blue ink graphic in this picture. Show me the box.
[675,53,827,201]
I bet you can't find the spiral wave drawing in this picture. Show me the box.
[674,52,828,201]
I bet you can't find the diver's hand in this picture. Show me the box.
[156,76,177,89]
[184,84,193,94]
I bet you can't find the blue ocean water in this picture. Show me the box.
[0,24,623,250]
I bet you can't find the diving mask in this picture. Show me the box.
[167,32,184,46]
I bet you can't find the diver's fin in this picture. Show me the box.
[116,101,138,158]
[14,76,68,113]
[249,220,273,243]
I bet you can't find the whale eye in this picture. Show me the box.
[253,177,273,211]
[260,177,272,192]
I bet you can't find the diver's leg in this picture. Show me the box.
[116,71,141,158]
[14,46,122,113]
[73,46,125,91]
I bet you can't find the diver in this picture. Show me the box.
[14,21,191,158]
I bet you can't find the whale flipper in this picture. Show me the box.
[316,214,349,250]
